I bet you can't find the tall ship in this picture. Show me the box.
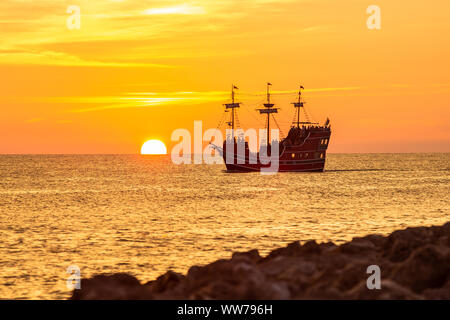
[212,83,332,172]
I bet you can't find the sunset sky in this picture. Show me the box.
[1,0,449,153]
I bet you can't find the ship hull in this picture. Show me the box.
[224,160,325,172]
[216,127,331,173]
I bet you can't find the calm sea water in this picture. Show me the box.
[0,153,448,299]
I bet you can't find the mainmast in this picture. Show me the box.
[224,84,240,141]
[257,83,279,145]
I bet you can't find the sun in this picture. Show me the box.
[141,140,167,155]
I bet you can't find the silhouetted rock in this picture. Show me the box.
[70,222,450,300]
[390,245,450,293]
[232,249,261,262]
[71,273,154,300]
[146,270,185,294]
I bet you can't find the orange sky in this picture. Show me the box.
[1,0,449,153]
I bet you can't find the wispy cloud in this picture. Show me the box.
[24,87,363,113]
[26,118,44,123]
[0,49,175,68]
[142,4,206,15]
[388,83,450,89]
[0,0,307,67]
[262,87,363,95]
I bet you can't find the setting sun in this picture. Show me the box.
[141,140,167,155]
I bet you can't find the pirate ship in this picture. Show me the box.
[211,83,331,172]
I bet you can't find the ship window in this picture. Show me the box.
[320,153,324,159]
[324,139,328,144]
[321,139,324,145]
[305,153,309,158]
[291,153,295,158]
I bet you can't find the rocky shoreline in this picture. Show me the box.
[71,222,450,299]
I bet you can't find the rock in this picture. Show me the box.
[146,270,185,293]
[347,280,424,300]
[340,239,375,255]
[70,273,153,300]
[356,234,386,248]
[300,240,322,255]
[266,241,301,259]
[183,259,268,299]
[390,245,450,293]
[71,221,450,300]
[231,249,261,262]
[335,263,369,292]
[423,279,450,299]
[383,226,435,262]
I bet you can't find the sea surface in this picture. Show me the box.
[0,153,448,299]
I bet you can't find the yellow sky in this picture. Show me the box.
[1,0,449,153]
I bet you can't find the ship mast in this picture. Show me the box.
[291,85,317,127]
[257,83,279,145]
[224,84,240,141]
[292,85,304,128]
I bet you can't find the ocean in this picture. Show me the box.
[0,153,448,299]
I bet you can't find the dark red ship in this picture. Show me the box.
[212,83,331,172]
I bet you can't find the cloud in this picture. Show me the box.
[142,4,206,15]
[26,118,44,123]
[0,0,316,67]
[70,92,227,113]
[0,49,175,68]
[25,87,362,113]
[22,83,450,116]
